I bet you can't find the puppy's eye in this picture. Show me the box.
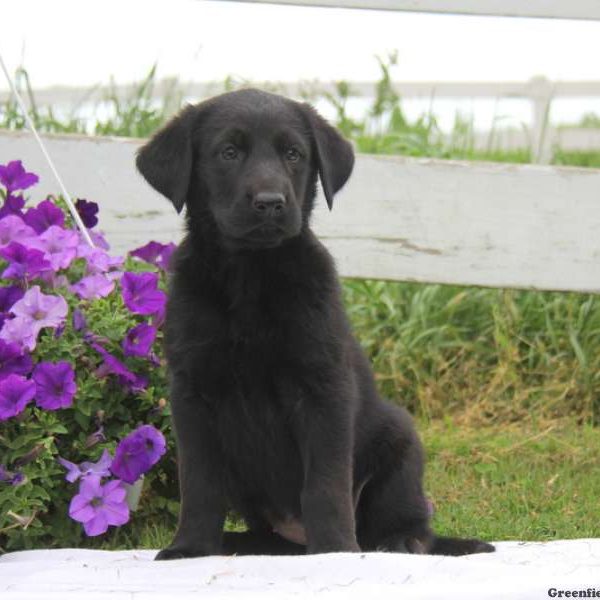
[221,145,238,160]
[285,147,301,162]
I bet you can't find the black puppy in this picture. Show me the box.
[136,89,494,559]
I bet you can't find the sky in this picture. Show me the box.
[1,0,600,128]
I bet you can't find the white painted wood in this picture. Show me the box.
[4,77,600,164]
[217,0,600,20]
[1,130,599,293]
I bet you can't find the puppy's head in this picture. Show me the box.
[136,89,354,250]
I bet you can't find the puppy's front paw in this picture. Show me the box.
[155,546,208,560]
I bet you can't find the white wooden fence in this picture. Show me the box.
[1,0,599,294]
[3,76,600,165]
[219,0,600,20]
[1,129,599,294]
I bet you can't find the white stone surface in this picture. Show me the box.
[1,540,599,599]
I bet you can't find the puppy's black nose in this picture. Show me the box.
[252,192,286,216]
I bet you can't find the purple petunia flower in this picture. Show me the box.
[0,339,33,380]
[122,323,156,357]
[10,285,68,332]
[0,215,37,249]
[33,360,77,410]
[0,464,25,486]
[110,424,166,484]
[75,199,99,228]
[58,449,112,483]
[157,242,177,271]
[129,241,177,271]
[0,194,26,220]
[0,285,25,313]
[88,230,110,250]
[121,272,166,317]
[71,274,115,300]
[90,342,147,392]
[72,308,87,331]
[1,286,68,351]
[0,242,51,280]
[0,160,39,193]
[68,475,130,536]
[77,245,124,275]
[0,373,36,421]
[33,225,79,271]
[0,317,37,352]
[23,199,65,234]
[129,241,165,265]
[0,285,25,330]
[10,472,26,486]
[84,425,106,448]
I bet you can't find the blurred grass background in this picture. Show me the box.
[2,57,600,544]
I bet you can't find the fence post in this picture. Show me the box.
[529,76,554,164]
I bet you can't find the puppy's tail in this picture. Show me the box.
[428,535,495,556]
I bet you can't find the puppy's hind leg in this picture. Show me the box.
[356,415,494,556]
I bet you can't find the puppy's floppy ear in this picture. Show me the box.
[136,105,198,213]
[303,105,354,210]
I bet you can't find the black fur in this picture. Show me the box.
[136,89,494,559]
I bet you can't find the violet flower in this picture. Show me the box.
[33,360,77,410]
[0,373,36,421]
[88,230,110,250]
[84,425,106,448]
[0,317,37,352]
[91,341,147,392]
[0,160,39,193]
[71,274,115,300]
[121,272,166,317]
[110,424,166,484]
[77,245,123,275]
[75,199,99,228]
[0,339,33,379]
[10,285,68,332]
[68,475,129,536]
[122,322,156,357]
[0,285,25,330]
[34,225,79,271]
[10,472,25,486]
[0,194,26,219]
[23,199,65,233]
[58,449,112,483]
[72,308,87,331]
[157,243,177,271]
[0,215,37,249]
[130,241,177,271]
[0,465,25,486]
[1,286,69,351]
[0,242,51,280]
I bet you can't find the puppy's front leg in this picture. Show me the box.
[299,403,360,554]
[155,375,226,560]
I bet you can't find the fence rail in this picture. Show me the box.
[218,0,600,20]
[4,77,600,163]
[1,129,599,294]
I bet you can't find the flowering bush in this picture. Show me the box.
[0,160,178,550]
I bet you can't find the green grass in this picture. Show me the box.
[98,421,600,549]
[423,421,600,542]
[344,281,600,424]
